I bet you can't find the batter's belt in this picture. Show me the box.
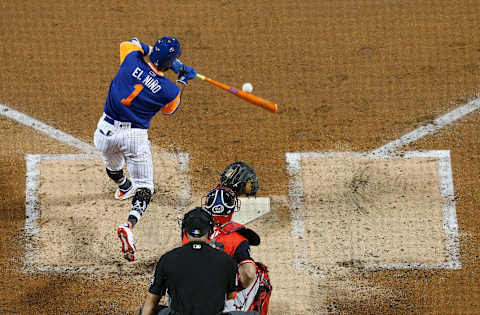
[103,113,144,129]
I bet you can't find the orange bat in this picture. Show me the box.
[196,73,278,113]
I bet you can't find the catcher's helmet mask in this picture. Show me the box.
[203,187,240,225]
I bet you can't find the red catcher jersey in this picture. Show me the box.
[210,225,249,258]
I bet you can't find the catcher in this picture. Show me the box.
[201,161,272,314]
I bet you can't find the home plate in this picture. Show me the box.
[232,197,271,225]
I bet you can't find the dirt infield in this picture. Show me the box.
[1,0,479,314]
[299,154,448,268]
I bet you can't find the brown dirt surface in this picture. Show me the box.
[1,0,479,314]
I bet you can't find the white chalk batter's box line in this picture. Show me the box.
[23,153,190,273]
[285,151,461,272]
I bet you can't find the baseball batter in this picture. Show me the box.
[93,36,196,261]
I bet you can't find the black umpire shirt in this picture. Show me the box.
[149,241,237,315]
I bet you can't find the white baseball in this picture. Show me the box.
[242,82,253,93]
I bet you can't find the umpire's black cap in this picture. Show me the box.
[182,207,214,237]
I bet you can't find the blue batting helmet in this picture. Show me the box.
[150,36,181,71]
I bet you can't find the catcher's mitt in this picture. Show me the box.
[220,161,259,196]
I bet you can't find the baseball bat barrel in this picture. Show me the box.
[196,73,278,113]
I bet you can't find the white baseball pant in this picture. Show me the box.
[93,113,154,193]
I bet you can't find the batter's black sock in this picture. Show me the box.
[119,178,132,192]
[128,215,138,228]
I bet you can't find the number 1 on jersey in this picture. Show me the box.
[121,84,144,107]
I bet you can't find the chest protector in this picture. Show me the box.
[209,222,260,255]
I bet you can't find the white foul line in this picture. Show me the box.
[0,103,97,154]
[371,97,480,155]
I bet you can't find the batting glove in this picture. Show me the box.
[176,65,197,85]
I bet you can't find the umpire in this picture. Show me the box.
[140,207,259,315]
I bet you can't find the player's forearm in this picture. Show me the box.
[141,304,155,315]
[141,292,161,315]
[239,273,255,288]
[238,261,256,289]
[176,82,186,92]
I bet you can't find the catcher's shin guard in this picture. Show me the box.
[250,262,272,315]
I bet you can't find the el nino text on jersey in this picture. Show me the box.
[132,67,162,93]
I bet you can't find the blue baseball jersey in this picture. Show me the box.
[103,38,181,129]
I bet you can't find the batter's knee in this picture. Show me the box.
[106,168,125,183]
